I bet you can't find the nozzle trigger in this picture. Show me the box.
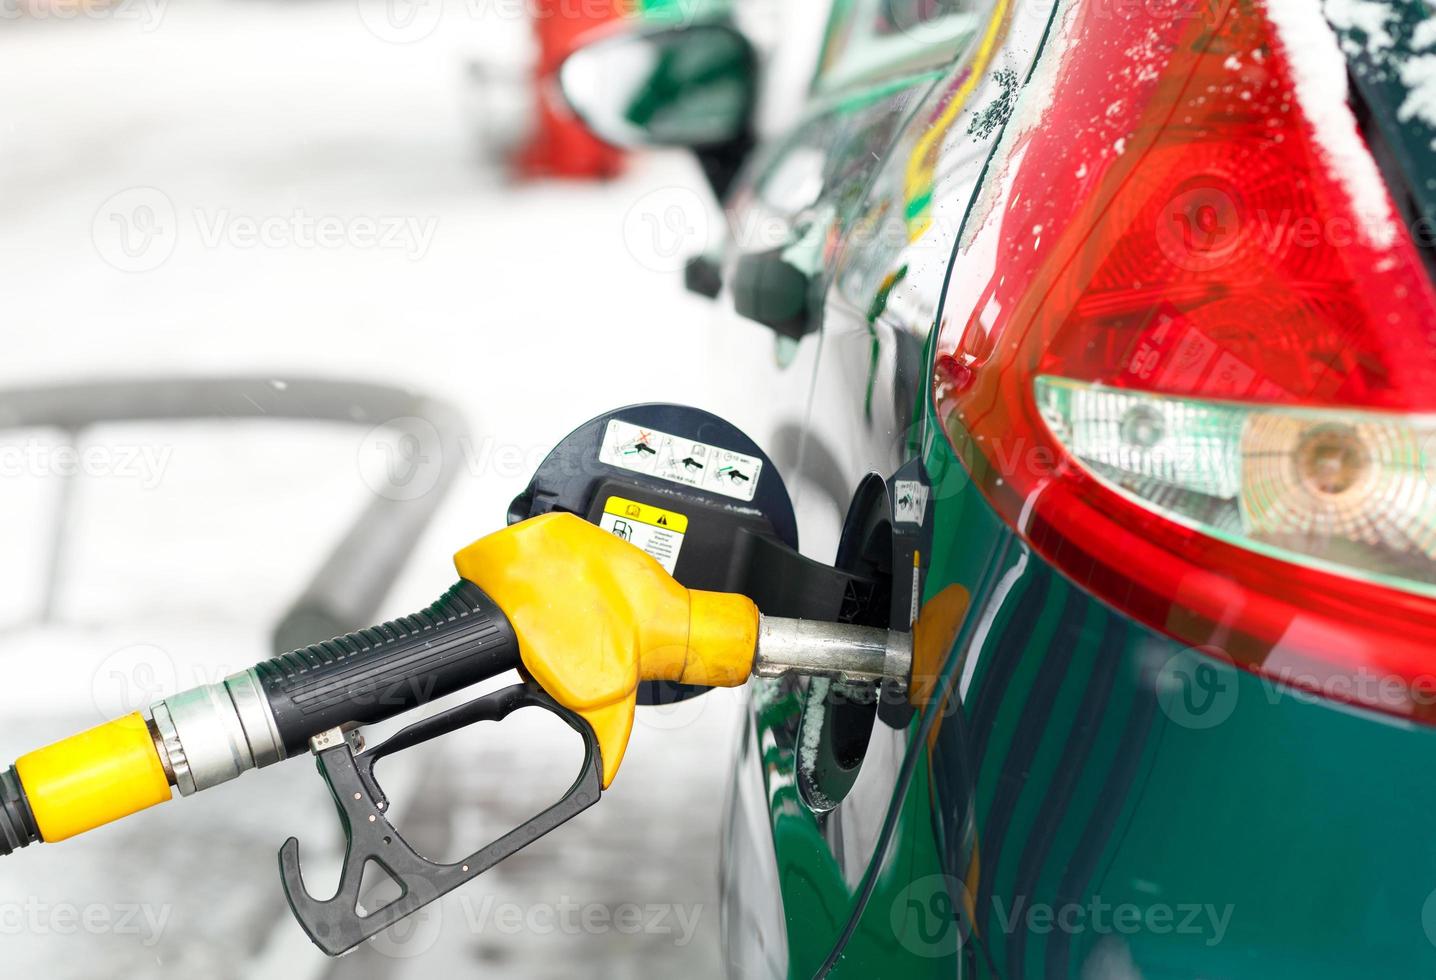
[277,682,602,956]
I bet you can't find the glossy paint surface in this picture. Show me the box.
[720,0,1436,976]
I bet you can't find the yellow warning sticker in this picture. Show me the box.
[600,496,688,573]
[602,496,689,533]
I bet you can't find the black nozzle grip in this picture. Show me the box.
[256,580,520,756]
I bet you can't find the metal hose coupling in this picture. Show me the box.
[149,668,286,796]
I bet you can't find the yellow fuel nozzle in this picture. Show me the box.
[0,512,906,856]
[455,512,761,788]
[2,712,172,851]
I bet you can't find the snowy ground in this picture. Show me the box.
[0,2,791,976]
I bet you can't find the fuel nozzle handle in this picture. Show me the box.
[0,579,520,854]
[152,579,520,796]
[0,514,914,858]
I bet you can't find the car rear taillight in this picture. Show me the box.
[934,0,1436,718]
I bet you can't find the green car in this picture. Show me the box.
[562,0,1436,975]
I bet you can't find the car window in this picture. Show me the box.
[816,0,986,92]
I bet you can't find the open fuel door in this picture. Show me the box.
[507,404,915,705]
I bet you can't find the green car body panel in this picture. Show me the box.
[707,0,1436,976]
[740,427,1436,976]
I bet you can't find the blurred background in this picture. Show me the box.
[0,0,826,975]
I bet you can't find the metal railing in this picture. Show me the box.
[0,376,470,653]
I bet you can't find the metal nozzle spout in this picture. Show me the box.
[751,616,911,690]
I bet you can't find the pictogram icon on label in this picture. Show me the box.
[598,419,762,502]
[599,496,689,574]
[894,480,930,525]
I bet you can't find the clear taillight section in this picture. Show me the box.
[1035,378,1436,596]
[934,0,1436,718]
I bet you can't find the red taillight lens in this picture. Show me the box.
[934,0,1436,718]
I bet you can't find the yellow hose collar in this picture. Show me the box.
[15,713,172,843]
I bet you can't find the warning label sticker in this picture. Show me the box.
[894,480,929,525]
[598,419,763,502]
[599,495,689,574]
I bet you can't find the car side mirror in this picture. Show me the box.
[558,23,757,150]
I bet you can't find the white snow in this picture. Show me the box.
[1398,53,1436,126]
[1322,0,1397,54]
[1415,16,1436,51]
[1268,0,1400,249]
[0,3,775,978]
[958,0,1081,252]
[1310,0,1436,152]
[795,677,839,811]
